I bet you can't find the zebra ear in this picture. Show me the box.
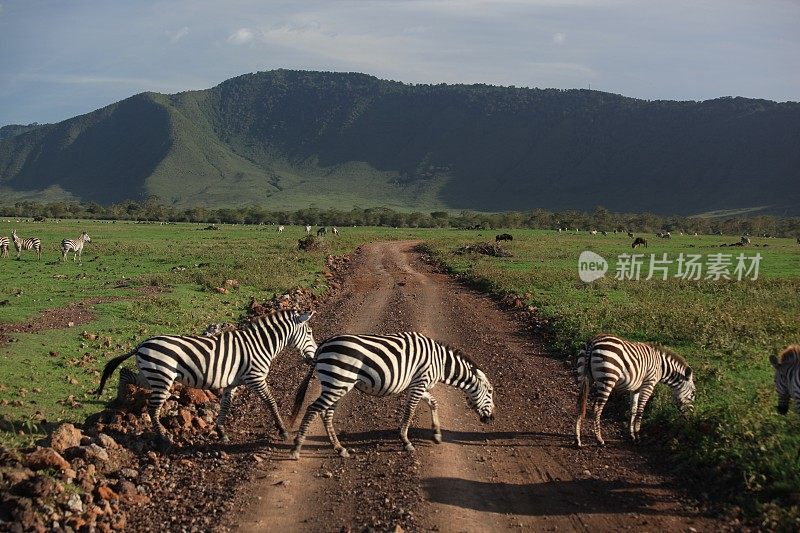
[769,354,779,369]
[297,310,315,323]
[685,367,692,379]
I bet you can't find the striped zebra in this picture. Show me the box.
[0,236,8,258]
[769,345,800,415]
[11,229,41,260]
[61,231,91,262]
[574,334,695,447]
[95,309,317,450]
[288,332,495,459]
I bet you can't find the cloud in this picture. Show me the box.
[166,26,189,43]
[227,28,255,45]
[553,32,566,45]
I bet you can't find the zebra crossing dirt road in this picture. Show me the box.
[229,241,723,532]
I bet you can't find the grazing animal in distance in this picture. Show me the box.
[631,237,648,249]
[627,231,634,238]
[590,230,598,235]
[575,334,695,447]
[289,332,495,458]
[95,310,317,450]
[305,225,312,235]
[0,236,8,258]
[332,227,339,236]
[11,229,41,260]
[317,227,327,236]
[61,231,91,262]
[740,236,751,245]
[277,225,285,233]
[495,233,513,242]
[601,231,608,236]
[769,345,800,415]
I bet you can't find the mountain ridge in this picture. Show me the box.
[1,69,798,215]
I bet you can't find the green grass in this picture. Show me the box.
[0,220,405,445]
[421,229,800,525]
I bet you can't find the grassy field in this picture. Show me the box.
[2,222,799,523]
[0,220,408,445]
[421,229,800,523]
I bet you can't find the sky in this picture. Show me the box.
[0,0,798,125]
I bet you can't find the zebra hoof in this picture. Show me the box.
[217,431,230,443]
[289,449,301,460]
[575,440,583,448]
[337,448,350,458]
[433,433,442,444]
[404,443,416,453]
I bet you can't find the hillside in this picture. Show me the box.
[1,70,799,214]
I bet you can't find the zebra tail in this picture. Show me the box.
[577,375,590,419]
[289,366,315,427]
[95,349,137,397]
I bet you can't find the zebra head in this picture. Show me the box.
[770,353,791,415]
[82,231,91,242]
[466,368,495,424]
[671,367,696,413]
[287,310,318,362]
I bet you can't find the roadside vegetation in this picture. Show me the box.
[421,229,800,526]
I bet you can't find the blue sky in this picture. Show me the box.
[1,0,798,125]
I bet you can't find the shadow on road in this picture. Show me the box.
[423,476,689,517]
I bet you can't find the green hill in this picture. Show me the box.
[1,70,798,215]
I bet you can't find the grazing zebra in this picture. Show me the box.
[769,345,800,415]
[0,236,8,258]
[740,236,751,245]
[317,227,327,236]
[631,237,648,249]
[95,309,317,450]
[277,225,285,233]
[575,334,695,447]
[305,225,312,235]
[495,233,513,242]
[289,332,495,459]
[332,227,339,236]
[627,231,634,238]
[590,230,598,235]
[61,231,91,262]
[11,229,41,260]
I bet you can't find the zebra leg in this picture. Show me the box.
[116,367,149,404]
[421,391,442,443]
[215,386,236,443]
[246,379,289,441]
[322,407,348,458]
[592,383,614,446]
[400,385,426,452]
[631,383,656,442]
[147,387,174,452]
[629,392,641,441]
[290,389,348,459]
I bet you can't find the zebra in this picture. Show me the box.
[288,332,495,459]
[769,345,800,415]
[332,227,339,236]
[0,236,8,258]
[95,309,317,450]
[11,229,41,260]
[61,231,91,262]
[574,334,695,447]
[317,227,327,237]
[631,237,648,249]
[277,225,285,233]
[305,225,312,235]
[627,231,634,238]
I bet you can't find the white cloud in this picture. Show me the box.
[227,28,255,45]
[553,32,566,45]
[166,26,189,43]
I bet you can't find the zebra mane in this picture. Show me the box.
[447,345,481,375]
[778,345,800,364]
[653,344,689,369]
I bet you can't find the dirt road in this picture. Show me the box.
[229,241,720,532]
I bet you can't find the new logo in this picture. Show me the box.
[578,251,608,283]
